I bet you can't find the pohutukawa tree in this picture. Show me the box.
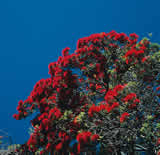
[13,30,160,155]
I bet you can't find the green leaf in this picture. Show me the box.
[143,123,148,128]
[156,123,160,128]
[147,115,153,120]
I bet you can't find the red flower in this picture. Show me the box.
[99,104,106,111]
[104,90,117,102]
[120,112,130,123]
[18,100,23,106]
[56,88,61,93]
[77,143,81,154]
[113,84,125,92]
[90,134,99,142]
[105,103,112,113]
[49,107,61,119]
[76,133,84,143]
[96,63,101,72]
[157,138,160,146]
[62,47,70,57]
[55,142,63,151]
[123,93,136,102]
[111,102,119,109]
[141,56,149,63]
[76,131,92,144]
[41,118,50,130]
[13,114,20,120]
[38,112,48,121]
[63,71,69,78]
[27,134,37,146]
[58,131,66,138]
[125,49,136,57]
[82,132,91,144]
[135,50,144,56]
[46,142,52,151]
[156,86,160,91]
[133,98,140,103]
[129,33,139,39]
[96,84,102,90]
[81,66,87,70]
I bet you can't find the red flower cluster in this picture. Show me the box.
[27,134,38,152]
[120,112,130,123]
[88,101,120,117]
[123,36,149,64]
[122,93,137,102]
[104,89,118,102]
[104,84,126,103]
[48,107,62,119]
[76,131,99,153]
[62,47,70,57]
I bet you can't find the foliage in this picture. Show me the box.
[13,30,160,155]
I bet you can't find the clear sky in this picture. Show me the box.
[0,0,160,146]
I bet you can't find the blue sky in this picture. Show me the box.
[0,0,160,146]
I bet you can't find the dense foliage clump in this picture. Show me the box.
[13,30,160,155]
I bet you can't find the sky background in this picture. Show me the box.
[0,0,160,147]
